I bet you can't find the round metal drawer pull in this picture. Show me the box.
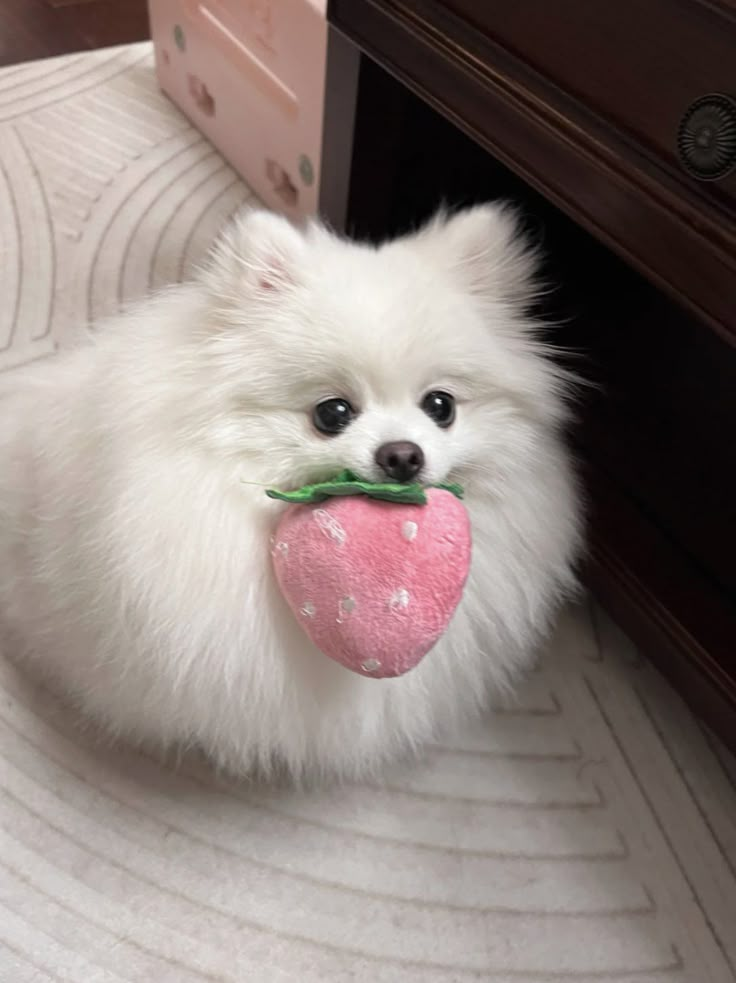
[677,93,736,181]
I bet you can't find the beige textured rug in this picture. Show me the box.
[1,44,735,983]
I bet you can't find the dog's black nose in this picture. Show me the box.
[375,441,425,482]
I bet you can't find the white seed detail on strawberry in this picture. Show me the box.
[312,509,347,545]
[271,488,472,678]
[389,588,410,611]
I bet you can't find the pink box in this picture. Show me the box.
[148,0,327,218]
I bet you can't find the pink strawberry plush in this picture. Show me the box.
[268,474,471,678]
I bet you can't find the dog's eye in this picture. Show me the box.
[421,390,455,429]
[312,398,356,435]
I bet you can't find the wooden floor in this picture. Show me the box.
[0,0,150,67]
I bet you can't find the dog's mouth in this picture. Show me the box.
[275,455,452,495]
[266,469,465,507]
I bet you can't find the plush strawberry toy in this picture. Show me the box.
[267,472,471,678]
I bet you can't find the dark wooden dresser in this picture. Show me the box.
[318,0,736,749]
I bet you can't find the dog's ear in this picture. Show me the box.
[205,209,305,296]
[413,203,540,309]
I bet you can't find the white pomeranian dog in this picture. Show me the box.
[0,204,581,781]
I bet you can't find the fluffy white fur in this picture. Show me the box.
[0,205,581,781]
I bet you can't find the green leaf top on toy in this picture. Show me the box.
[266,469,464,506]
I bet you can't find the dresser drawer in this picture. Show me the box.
[329,0,736,342]
[445,0,736,204]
